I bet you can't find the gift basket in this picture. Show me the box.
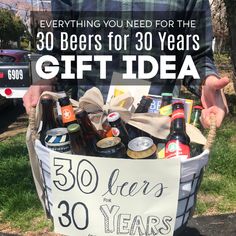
[26,88,216,236]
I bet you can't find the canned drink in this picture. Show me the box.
[95,137,126,158]
[45,128,71,153]
[127,137,157,159]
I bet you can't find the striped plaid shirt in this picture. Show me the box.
[51,0,218,98]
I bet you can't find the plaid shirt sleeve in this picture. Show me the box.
[182,0,218,97]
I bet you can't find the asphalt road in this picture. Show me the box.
[183,214,236,236]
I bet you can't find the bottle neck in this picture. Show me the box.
[80,114,96,133]
[42,102,55,125]
[170,108,186,132]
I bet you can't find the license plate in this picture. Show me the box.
[0,63,31,87]
[8,69,24,80]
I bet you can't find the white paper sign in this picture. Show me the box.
[50,152,180,236]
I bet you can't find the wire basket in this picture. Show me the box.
[29,106,216,235]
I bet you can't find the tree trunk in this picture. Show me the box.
[225,0,236,92]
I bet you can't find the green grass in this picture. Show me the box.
[0,134,52,232]
[0,115,236,232]
[195,115,236,215]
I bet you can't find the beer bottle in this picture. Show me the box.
[191,105,203,129]
[190,105,204,156]
[107,112,130,146]
[67,123,86,155]
[76,110,101,155]
[58,96,77,127]
[159,93,173,116]
[126,96,153,139]
[165,101,190,159]
[40,94,57,145]
[135,96,153,113]
[102,119,113,138]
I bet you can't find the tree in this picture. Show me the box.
[210,0,228,53]
[0,9,25,48]
[224,0,236,91]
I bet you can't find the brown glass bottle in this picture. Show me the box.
[128,96,153,138]
[165,101,190,159]
[107,112,130,146]
[40,94,57,145]
[134,96,153,113]
[76,110,101,155]
[67,123,86,155]
[58,96,77,127]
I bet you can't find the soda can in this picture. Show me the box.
[45,128,71,153]
[127,137,157,159]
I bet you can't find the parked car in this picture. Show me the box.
[0,49,29,63]
[0,49,41,99]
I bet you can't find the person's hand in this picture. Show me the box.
[23,80,54,114]
[200,76,229,128]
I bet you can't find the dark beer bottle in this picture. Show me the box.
[107,112,130,146]
[126,96,153,139]
[40,94,57,145]
[135,96,153,113]
[67,123,86,155]
[165,101,190,159]
[58,96,77,127]
[76,110,101,155]
[159,93,173,116]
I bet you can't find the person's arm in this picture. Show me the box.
[23,0,72,114]
[182,0,229,128]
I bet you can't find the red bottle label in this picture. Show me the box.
[111,127,120,137]
[165,140,190,159]
[171,108,185,121]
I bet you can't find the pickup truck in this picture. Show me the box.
[0,50,42,99]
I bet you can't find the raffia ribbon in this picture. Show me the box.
[78,87,206,145]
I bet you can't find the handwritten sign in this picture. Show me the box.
[50,152,180,236]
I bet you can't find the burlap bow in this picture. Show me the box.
[78,87,206,145]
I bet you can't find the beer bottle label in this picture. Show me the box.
[165,140,190,159]
[61,105,76,124]
[159,104,172,116]
[111,127,120,137]
[171,108,185,121]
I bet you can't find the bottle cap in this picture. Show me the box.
[58,96,70,106]
[161,93,173,97]
[128,137,153,152]
[107,112,120,122]
[67,123,81,133]
[41,94,54,104]
[75,110,87,118]
[172,100,184,105]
